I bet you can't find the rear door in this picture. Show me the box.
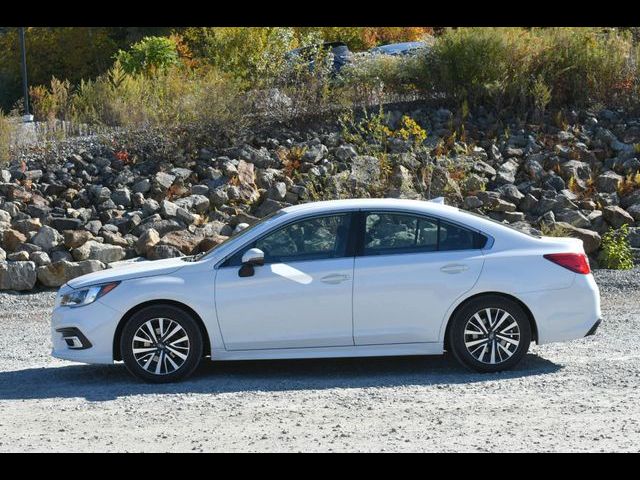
[353,211,485,345]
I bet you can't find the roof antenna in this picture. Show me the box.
[429,197,445,205]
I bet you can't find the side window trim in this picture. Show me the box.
[219,211,358,268]
[356,209,489,257]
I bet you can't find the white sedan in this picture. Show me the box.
[51,199,601,382]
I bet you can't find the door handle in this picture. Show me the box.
[320,273,350,284]
[440,264,469,274]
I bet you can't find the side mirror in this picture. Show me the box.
[239,248,265,277]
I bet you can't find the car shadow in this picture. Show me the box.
[0,353,562,402]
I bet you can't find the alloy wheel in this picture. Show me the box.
[131,318,190,375]
[463,308,521,365]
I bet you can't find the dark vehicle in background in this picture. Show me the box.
[285,42,352,74]
[369,41,429,56]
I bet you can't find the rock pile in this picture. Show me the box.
[1,106,639,290]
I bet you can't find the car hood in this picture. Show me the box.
[67,257,187,289]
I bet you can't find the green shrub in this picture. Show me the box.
[599,224,634,270]
[115,36,180,75]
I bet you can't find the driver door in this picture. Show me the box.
[214,213,355,351]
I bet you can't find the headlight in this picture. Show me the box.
[59,282,120,308]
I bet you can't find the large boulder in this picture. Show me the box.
[63,230,94,249]
[597,171,623,193]
[36,260,106,288]
[159,230,203,255]
[31,225,64,251]
[555,222,602,254]
[135,228,160,256]
[72,240,126,264]
[0,261,37,290]
[2,229,27,252]
[603,206,635,229]
[147,244,183,260]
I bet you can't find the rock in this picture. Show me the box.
[111,188,131,207]
[597,171,623,193]
[37,260,105,288]
[555,210,591,228]
[496,159,519,184]
[627,204,640,221]
[496,184,524,205]
[8,251,30,261]
[559,160,591,181]
[519,193,539,212]
[49,217,84,231]
[462,174,487,193]
[0,247,5,262]
[11,218,42,235]
[335,145,357,162]
[603,205,635,228]
[159,230,203,255]
[0,261,37,290]
[72,240,126,264]
[196,235,229,253]
[236,160,260,204]
[174,195,210,213]
[555,222,602,254]
[233,223,249,234]
[0,210,10,223]
[31,225,64,251]
[63,230,93,249]
[155,172,176,190]
[135,228,160,256]
[503,211,525,223]
[132,178,151,194]
[134,219,183,237]
[302,144,328,164]
[147,244,183,260]
[472,160,496,178]
[254,198,288,218]
[267,182,287,201]
[628,227,640,248]
[2,229,27,252]
[350,156,381,190]
[464,196,483,209]
[30,251,51,266]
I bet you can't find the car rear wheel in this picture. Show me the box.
[121,305,203,383]
[448,296,531,373]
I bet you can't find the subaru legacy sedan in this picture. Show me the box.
[51,199,601,382]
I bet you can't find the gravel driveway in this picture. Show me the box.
[0,269,639,452]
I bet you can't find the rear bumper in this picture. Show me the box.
[518,273,601,345]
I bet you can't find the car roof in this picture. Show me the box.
[281,198,536,244]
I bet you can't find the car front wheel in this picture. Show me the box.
[448,296,531,373]
[120,305,203,383]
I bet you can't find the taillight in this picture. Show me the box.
[543,253,591,274]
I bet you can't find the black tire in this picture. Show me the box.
[120,305,203,383]
[448,295,531,373]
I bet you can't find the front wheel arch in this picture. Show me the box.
[113,300,211,361]
[442,292,538,352]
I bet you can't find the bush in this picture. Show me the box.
[71,62,247,143]
[0,110,14,164]
[599,224,634,270]
[115,36,181,75]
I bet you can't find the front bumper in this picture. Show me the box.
[51,287,121,364]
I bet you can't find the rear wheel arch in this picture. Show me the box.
[443,292,538,351]
[113,300,211,361]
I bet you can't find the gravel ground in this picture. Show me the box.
[0,269,639,452]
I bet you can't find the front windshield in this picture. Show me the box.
[195,210,288,261]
